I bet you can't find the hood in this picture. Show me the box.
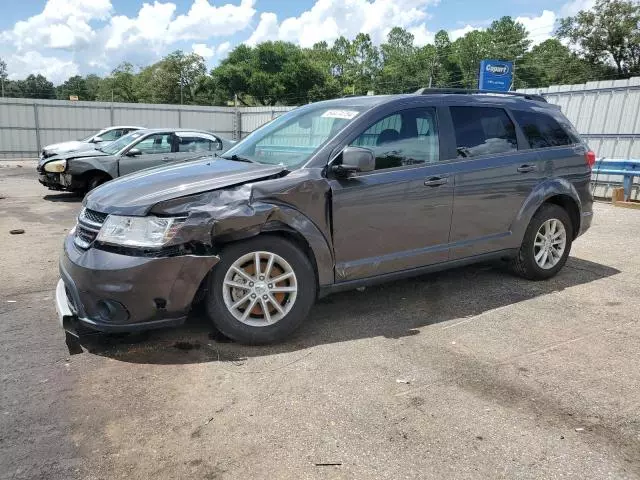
[43,140,92,155]
[39,148,108,168]
[85,158,287,216]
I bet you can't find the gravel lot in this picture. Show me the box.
[1,162,640,480]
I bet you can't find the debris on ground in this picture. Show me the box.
[9,229,25,234]
[315,463,342,467]
[575,427,585,432]
[396,378,412,384]
[7,300,16,303]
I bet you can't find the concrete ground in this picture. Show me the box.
[1,162,639,480]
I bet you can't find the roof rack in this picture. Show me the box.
[414,87,547,103]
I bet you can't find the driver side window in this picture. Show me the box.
[134,134,173,155]
[350,108,439,170]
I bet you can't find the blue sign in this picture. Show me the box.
[478,60,513,92]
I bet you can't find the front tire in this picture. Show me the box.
[206,235,317,344]
[511,203,573,280]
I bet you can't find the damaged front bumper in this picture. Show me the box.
[56,234,219,339]
[38,172,83,191]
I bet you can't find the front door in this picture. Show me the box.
[330,107,454,282]
[447,105,543,259]
[118,132,175,176]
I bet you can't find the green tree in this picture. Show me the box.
[487,16,531,61]
[98,62,139,102]
[20,74,55,99]
[517,39,598,88]
[84,74,103,101]
[135,51,207,104]
[0,58,7,97]
[56,75,89,100]
[451,30,493,88]
[212,41,326,105]
[558,0,640,76]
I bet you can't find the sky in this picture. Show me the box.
[0,0,597,84]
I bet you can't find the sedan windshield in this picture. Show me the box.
[99,131,146,155]
[222,104,365,167]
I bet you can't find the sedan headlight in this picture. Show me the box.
[96,215,186,248]
[44,159,66,173]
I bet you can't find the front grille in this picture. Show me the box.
[74,208,107,249]
[82,208,108,225]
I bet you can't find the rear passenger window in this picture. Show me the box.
[450,107,517,158]
[511,110,574,148]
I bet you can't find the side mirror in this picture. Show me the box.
[126,148,142,157]
[91,136,104,143]
[331,146,375,177]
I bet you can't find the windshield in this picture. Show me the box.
[100,131,146,155]
[222,104,365,167]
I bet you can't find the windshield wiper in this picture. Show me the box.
[220,154,255,163]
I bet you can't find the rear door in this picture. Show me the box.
[330,106,454,282]
[447,105,543,259]
[118,132,175,176]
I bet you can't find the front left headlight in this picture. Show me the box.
[96,215,186,248]
[44,159,66,172]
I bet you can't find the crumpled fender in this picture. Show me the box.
[510,177,582,246]
[66,156,117,178]
[150,169,335,286]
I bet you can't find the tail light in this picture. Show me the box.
[585,150,596,169]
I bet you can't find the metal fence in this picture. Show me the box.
[0,97,295,159]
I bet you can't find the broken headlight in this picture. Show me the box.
[44,159,66,172]
[96,215,186,248]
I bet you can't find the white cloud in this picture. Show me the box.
[245,0,439,48]
[559,0,596,17]
[217,42,232,57]
[409,24,435,46]
[6,50,79,84]
[247,12,279,46]
[450,25,478,41]
[167,0,255,42]
[192,43,214,58]
[516,10,556,45]
[2,0,111,51]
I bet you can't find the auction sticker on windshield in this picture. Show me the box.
[321,109,359,120]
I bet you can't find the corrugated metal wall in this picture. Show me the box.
[0,98,295,159]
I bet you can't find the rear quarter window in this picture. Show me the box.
[511,110,576,148]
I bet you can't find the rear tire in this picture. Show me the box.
[206,235,316,344]
[510,203,573,280]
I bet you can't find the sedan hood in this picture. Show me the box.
[85,158,287,216]
[39,148,108,168]
[43,140,95,155]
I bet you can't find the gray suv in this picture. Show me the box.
[56,90,594,348]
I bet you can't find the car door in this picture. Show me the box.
[446,105,543,259]
[329,106,454,282]
[118,132,175,176]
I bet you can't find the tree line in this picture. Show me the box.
[0,0,638,106]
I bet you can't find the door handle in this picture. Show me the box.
[424,176,448,187]
[517,164,537,173]
[162,156,171,161]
